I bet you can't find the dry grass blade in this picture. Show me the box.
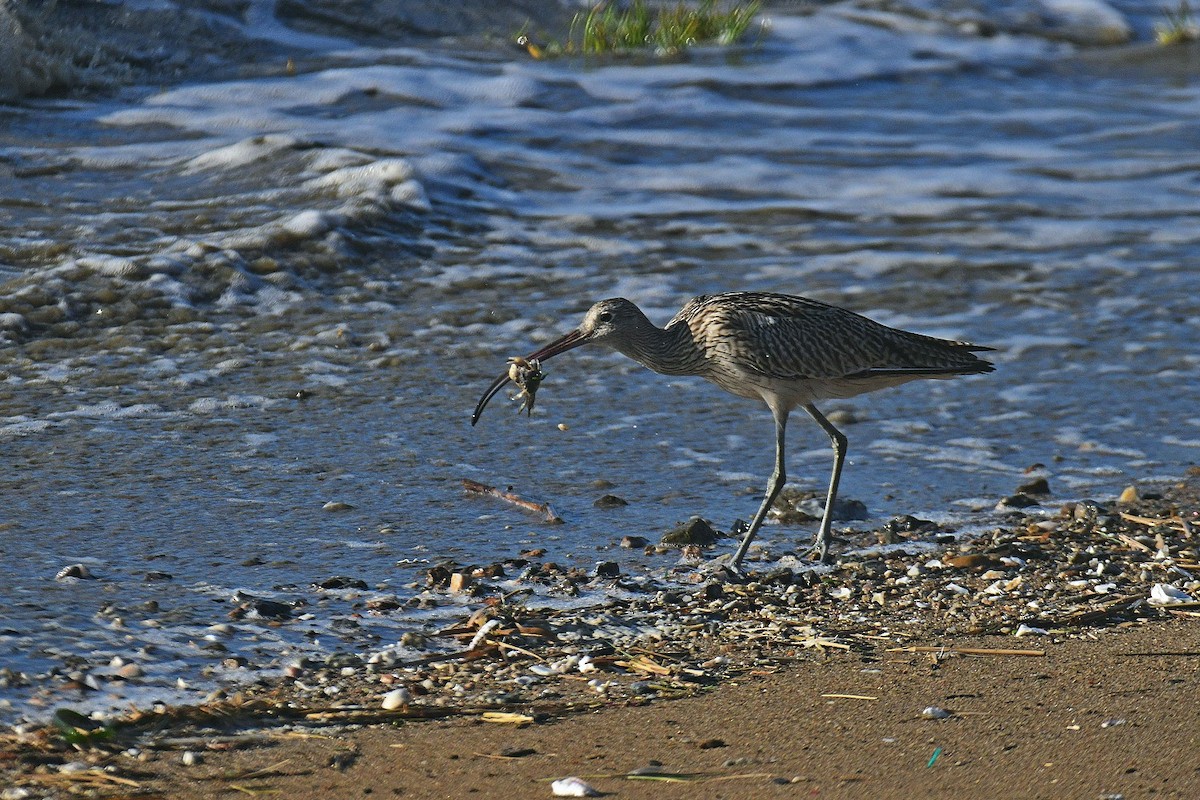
[886,646,1046,657]
[821,693,879,700]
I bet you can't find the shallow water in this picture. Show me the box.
[1,0,1198,722]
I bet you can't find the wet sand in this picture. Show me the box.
[135,618,1200,799]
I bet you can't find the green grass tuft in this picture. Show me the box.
[518,0,762,59]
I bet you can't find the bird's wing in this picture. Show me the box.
[682,292,989,380]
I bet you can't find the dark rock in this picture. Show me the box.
[999,493,1040,509]
[698,738,727,749]
[878,514,938,544]
[366,596,402,612]
[621,535,649,548]
[230,594,296,620]
[1016,477,1051,495]
[594,494,629,508]
[593,561,620,578]
[316,575,369,590]
[661,517,719,547]
[758,567,798,586]
[144,571,174,581]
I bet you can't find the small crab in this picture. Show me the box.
[507,356,544,416]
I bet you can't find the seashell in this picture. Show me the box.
[921,706,952,720]
[551,777,601,797]
[1015,623,1047,636]
[1149,583,1195,606]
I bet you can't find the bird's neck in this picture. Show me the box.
[610,319,702,376]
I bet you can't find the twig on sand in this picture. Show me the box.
[820,693,878,700]
[462,478,564,523]
[886,646,1045,657]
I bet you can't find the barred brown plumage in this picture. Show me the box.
[472,291,994,567]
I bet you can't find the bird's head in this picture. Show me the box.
[470,297,647,425]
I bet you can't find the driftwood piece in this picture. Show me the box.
[462,478,564,523]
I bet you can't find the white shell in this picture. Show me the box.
[1015,623,1047,637]
[921,706,952,720]
[551,777,601,797]
[1149,583,1195,606]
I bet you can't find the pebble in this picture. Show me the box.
[322,501,354,512]
[381,687,411,710]
[921,706,952,720]
[181,751,202,766]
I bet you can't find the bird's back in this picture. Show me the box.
[668,292,992,402]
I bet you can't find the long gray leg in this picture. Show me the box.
[731,407,788,569]
[805,403,847,564]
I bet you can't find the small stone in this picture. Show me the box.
[1117,486,1139,504]
[381,687,411,710]
[116,663,143,679]
[594,494,628,508]
[661,517,719,547]
[181,751,202,766]
[921,706,952,720]
[322,501,354,512]
[1016,477,1051,495]
[698,738,727,749]
[998,493,1039,509]
[144,571,173,581]
[621,535,648,548]
[593,561,620,578]
[943,554,998,571]
[315,576,369,590]
[449,573,470,593]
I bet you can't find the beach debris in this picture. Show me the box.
[1015,623,1049,637]
[482,711,534,726]
[507,356,544,415]
[927,747,943,767]
[1101,718,1126,728]
[921,706,952,720]
[462,478,564,523]
[1148,584,1195,606]
[551,776,601,797]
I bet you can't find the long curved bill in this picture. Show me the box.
[471,328,589,426]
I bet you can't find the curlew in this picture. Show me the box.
[472,291,994,567]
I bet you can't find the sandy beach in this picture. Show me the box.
[58,619,1200,799]
[5,475,1198,799]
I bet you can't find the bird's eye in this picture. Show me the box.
[598,311,613,322]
